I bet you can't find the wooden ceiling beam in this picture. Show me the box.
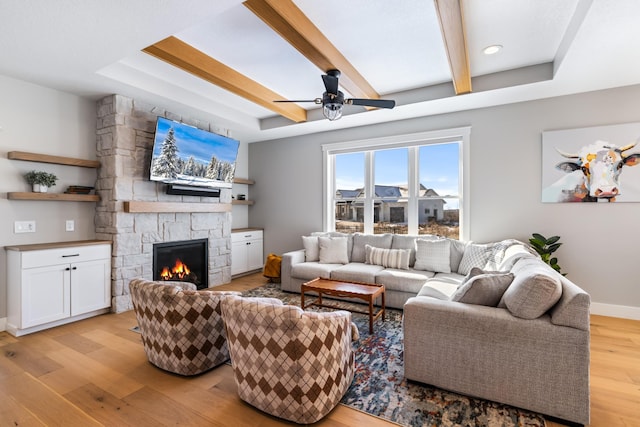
[434,0,472,94]
[244,0,379,101]
[143,36,307,123]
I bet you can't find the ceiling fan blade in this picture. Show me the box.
[347,98,396,109]
[322,72,340,95]
[273,99,321,104]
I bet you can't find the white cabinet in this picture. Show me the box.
[231,229,263,276]
[6,241,111,336]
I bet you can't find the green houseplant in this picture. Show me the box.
[24,170,58,192]
[529,233,564,275]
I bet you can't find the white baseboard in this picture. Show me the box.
[0,317,6,332]
[590,302,640,321]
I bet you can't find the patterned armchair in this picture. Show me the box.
[129,278,240,376]
[220,295,358,424]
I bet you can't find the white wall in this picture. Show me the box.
[0,74,98,319]
[249,84,640,318]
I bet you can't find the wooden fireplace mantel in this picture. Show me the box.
[123,201,232,213]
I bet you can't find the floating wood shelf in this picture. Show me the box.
[7,192,100,202]
[124,201,233,213]
[233,177,254,185]
[8,151,100,168]
[232,200,254,205]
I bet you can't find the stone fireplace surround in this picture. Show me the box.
[95,94,233,313]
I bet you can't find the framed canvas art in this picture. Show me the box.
[542,122,640,203]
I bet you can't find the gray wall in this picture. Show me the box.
[248,84,640,314]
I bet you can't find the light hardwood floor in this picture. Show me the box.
[0,273,638,426]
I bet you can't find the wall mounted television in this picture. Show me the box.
[150,117,240,190]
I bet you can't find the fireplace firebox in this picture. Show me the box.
[153,239,208,289]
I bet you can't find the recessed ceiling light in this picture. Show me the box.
[483,45,502,55]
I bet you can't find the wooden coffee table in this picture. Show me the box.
[301,278,385,333]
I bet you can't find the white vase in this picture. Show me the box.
[32,184,48,193]
[40,185,48,193]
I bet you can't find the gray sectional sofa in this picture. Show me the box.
[281,232,590,425]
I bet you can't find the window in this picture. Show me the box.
[323,128,469,240]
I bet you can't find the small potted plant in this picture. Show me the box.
[24,170,58,193]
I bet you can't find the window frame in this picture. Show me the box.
[322,127,470,240]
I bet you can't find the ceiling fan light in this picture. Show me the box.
[323,103,343,121]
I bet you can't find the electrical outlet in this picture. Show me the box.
[14,221,36,233]
[66,220,75,232]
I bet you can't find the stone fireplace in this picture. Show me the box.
[94,95,232,312]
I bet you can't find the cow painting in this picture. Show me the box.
[542,141,640,202]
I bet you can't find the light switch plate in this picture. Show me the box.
[66,220,75,231]
[15,221,36,233]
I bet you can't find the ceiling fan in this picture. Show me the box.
[274,69,396,121]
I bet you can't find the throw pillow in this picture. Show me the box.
[414,239,451,273]
[365,244,410,270]
[318,236,349,264]
[451,271,515,306]
[501,262,562,319]
[302,236,320,262]
[457,243,493,275]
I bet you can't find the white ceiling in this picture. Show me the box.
[2,0,640,143]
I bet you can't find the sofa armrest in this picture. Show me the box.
[281,249,306,291]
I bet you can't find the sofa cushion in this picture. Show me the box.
[318,236,349,264]
[414,239,451,273]
[417,277,461,300]
[331,263,384,284]
[391,234,438,267]
[365,244,410,270]
[457,243,493,275]
[502,258,562,319]
[302,236,320,262]
[451,269,514,306]
[448,238,467,272]
[375,269,434,294]
[351,233,393,263]
[291,262,341,280]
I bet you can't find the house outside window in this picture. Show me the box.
[323,128,470,240]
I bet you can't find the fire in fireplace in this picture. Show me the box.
[153,239,208,289]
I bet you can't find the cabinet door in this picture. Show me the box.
[232,240,248,275]
[71,258,111,316]
[246,239,264,271]
[22,264,70,328]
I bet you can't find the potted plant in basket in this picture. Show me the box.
[24,170,58,193]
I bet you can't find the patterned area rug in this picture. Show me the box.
[243,282,546,427]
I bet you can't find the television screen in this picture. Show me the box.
[150,117,240,189]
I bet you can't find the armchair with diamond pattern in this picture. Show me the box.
[220,295,358,424]
[129,278,240,376]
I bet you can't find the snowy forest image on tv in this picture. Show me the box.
[150,117,240,188]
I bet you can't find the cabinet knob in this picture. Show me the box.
[72,266,77,270]
[65,267,70,271]
[246,242,251,245]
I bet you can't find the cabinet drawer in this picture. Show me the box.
[21,244,111,269]
[232,230,263,242]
